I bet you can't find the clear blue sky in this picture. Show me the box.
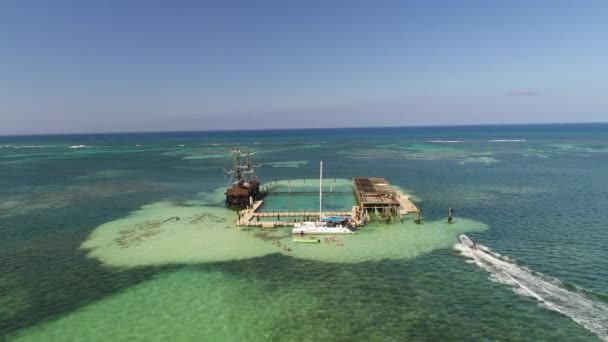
[1,1,607,134]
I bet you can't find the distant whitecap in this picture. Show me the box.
[488,139,527,142]
[13,145,50,149]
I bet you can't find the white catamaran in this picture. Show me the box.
[292,161,354,235]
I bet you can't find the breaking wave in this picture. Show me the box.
[456,239,608,341]
[69,145,92,149]
[12,145,51,149]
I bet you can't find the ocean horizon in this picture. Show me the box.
[0,121,607,138]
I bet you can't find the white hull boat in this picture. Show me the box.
[459,234,493,254]
[293,221,354,235]
[459,234,476,249]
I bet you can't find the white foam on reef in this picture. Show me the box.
[12,145,51,149]
[69,145,92,149]
[456,240,608,341]
[488,139,527,142]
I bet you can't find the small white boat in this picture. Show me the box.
[293,221,353,235]
[459,234,476,249]
[459,234,494,256]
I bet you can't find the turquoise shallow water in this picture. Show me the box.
[1,124,608,341]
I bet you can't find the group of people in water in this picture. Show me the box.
[271,236,345,249]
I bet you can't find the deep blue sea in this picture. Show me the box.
[1,124,607,341]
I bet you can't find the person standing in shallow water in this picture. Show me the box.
[448,207,454,224]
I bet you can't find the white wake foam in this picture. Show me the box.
[456,240,608,341]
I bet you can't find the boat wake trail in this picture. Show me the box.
[456,235,608,341]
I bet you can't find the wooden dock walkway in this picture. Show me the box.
[253,210,351,218]
[236,201,359,228]
[353,177,419,217]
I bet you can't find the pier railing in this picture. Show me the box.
[254,208,352,217]
[263,191,352,195]
[255,208,351,213]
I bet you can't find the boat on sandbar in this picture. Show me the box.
[293,221,354,235]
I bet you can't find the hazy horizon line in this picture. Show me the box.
[1,120,607,138]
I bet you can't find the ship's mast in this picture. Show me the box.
[225,147,258,186]
[319,160,323,218]
[234,148,242,182]
[245,151,255,181]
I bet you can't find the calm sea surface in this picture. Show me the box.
[1,124,607,341]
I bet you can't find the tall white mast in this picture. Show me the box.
[319,160,323,218]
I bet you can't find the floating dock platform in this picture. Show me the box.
[353,177,419,218]
[235,177,419,227]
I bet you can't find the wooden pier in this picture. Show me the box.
[353,177,420,219]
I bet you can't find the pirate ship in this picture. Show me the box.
[224,147,264,207]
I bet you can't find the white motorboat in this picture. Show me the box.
[459,234,476,249]
[293,221,354,235]
[459,234,494,254]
